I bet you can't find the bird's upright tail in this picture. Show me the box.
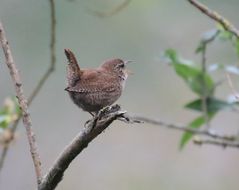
[64,49,81,87]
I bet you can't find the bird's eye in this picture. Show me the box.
[118,63,125,68]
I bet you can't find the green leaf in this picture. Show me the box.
[0,97,21,130]
[179,113,215,150]
[235,39,239,57]
[216,24,233,41]
[164,49,178,62]
[218,30,233,41]
[216,24,239,57]
[0,107,9,115]
[185,97,237,113]
[0,115,7,123]
[181,96,235,149]
[195,41,205,54]
[0,115,11,129]
[12,97,21,116]
[163,49,215,96]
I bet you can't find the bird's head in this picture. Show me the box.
[100,59,132,81]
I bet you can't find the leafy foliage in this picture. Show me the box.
[163,29,239,149]
[195,29,219,54]
[0,97,21,131]
[217,24,239,57]
[185,98,237,113]
[164,49,214,97]
[179,113,215,149]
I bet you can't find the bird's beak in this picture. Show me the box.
[124,60,133,65]
[124,60,134,75]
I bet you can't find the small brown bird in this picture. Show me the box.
[64,49,131,116]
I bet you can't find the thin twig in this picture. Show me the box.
[188,0,239,38]
[0,128,15,169]
[87,0,131,18]
[130,115,237,141]
[0,0,56,172]
[0,116,20,172]
[194,138,239,148]
[200,44,210,129]
[198,31,220,125]
[0,21,42,186]
[29,0,56,104]
[0,147,8,169]
[39,105,126,190]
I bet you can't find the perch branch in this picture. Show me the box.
[0,0,56,172]
[39,105,127,190]
[0,21,42,185]
[39,108,239,190]
[188,0,239,38]
[36,107,239,190]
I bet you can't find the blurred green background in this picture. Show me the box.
[1,0,239,189]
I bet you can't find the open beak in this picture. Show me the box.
[124,60,134,75]
[124,60,133,65]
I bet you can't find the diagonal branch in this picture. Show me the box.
[39,105,126,190]
[29,0,56,106]
[0,21,42,186]
[37,106,239,190]
[0,0,56,172]
[188,0,239,38]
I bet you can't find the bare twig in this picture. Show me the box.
[198,30,219,129]
[39,105,127,190]
[194,138,239,148]
[200,43,210,129]
[87,0,131,18]
[130,115,237,141]
[29,0,56,105]
[0,117,20,172]
[0,21,42,186]
[0,128,14,169]
[0,147,8,169]
[0,0,56,172]
[188,0,239,38]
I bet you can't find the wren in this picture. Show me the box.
[64,49,131,116]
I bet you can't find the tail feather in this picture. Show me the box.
[64,49,80,69]
[64,49,81,86]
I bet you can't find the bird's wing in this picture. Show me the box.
[65,70,116,93]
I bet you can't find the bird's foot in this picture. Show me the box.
[97,104,121,119]
[84,104,121,129]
